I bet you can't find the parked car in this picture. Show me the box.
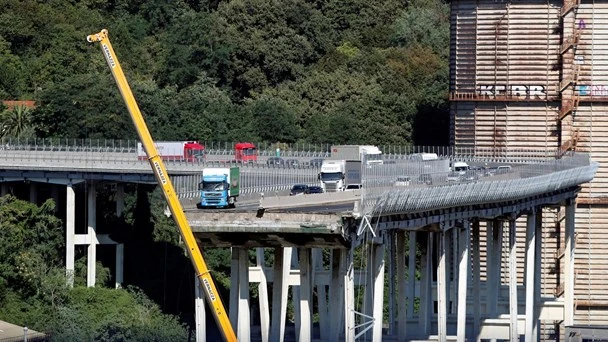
[309,158,324,168]
[395,176,411,186]
[285,158,300,167]
[496,165,511,174]
[447,171,460,182]
[289,184,310,196]
[418,173,433,185]
[485,165,511,176]
[266,157,285,166]
[461,170,480,182]
[345,184,362,190]
[308,185,324,194]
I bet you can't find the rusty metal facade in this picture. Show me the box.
[450,0,608,329]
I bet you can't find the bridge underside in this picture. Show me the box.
[188,211,350,248]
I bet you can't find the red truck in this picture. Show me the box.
[234,142,257,163]
[137,141,205,162]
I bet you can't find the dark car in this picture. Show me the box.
[285,158,300,167]
[461,170,479,182]
[308,185,324,194]
[290,184,310,196]
[418,173,433,185]
[266,157,285,166]
[309,158,324,168]
[446,171,460,182]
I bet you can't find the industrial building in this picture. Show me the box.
[450,0,608,337]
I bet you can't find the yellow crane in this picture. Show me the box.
[86,29,237,342]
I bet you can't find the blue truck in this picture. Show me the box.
[197,167,240,209]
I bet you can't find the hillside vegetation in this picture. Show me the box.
[0,0,450,146]
[0,0,450,339]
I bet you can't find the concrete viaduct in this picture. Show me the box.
[0,146,599,341]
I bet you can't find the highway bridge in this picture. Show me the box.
[0,144,598,341]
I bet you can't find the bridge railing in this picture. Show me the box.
[0,143,598,208]
[360,151,597,216]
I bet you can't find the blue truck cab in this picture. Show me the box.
[197,167,240,209]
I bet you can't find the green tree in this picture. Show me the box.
[0,195,69,326]
[32,72,135,139]
[317,0,406,47]
[256,66,416,145]
[206,0,331,98]
[0,104,35,138]
[174,75,257,142]
[48,286,188,342]
[391,0,450,58]
[0,196,64,294]
[0,36,26,98]
[245,95,300,143]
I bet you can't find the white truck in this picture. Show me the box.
[330,145,383,165]
[137,141,205,162]
[319,160,346,192]
[318,160,363,192]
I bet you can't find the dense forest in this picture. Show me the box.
[0,0,450,339]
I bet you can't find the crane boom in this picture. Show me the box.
[86,29,237,342]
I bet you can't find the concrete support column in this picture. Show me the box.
[298,248,312,342]
[270,247,291,342]
[485,220,494,318]
[396,231,407,341]
[438,230,448,342]
[508,217,518,342]
[0,183,7,196]
[372,242,385,342]
[115,183,124,289]
[420,232,434,335]
[450,228,458,314]
[228,247,251,341]
[312,249,328,340]
[256,248,270,342]
[329,249,346,341]
[87,183,97,287]
[229,248,239,329]
[487,220,503,318]
[115,244,124,289]
[472,220,481,340]
[387,232,396,335]
[29,182,37,204]
[66,183,75,286]
[344,248,355,342]
[564,199,576,327]
[194,277,206,342]
[407,231,417,320]
[457,221,470,342]
[363,245,374,340]
[291,249,301,340]
[238,248,251,342]
[525,209,537,342]
[534,210,543,341]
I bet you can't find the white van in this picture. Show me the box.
[409,153,439,161]
[452,161,470,174]
[496,165,511,174]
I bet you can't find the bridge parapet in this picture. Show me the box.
[360,151,597,217]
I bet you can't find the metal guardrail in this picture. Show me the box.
[6,140,573,159]
[0,145,598,212]
[0,148,321,200]
[360,152,598,216]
